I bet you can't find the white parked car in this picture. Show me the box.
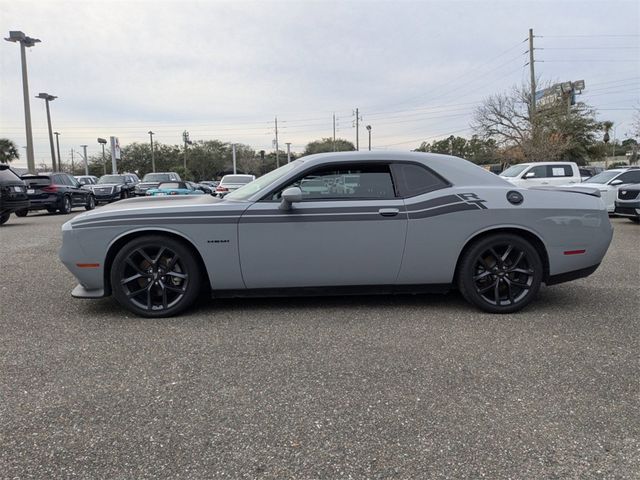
[569,167,640,213]
[500,162,581,188]
[215,174,256,197]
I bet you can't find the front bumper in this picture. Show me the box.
[94,193,121,203]
[614,200,640,218]
[72,284,106,298]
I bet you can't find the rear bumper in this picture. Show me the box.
[546,263,600,286]
[26,197,58,209]
[1,198,30,214]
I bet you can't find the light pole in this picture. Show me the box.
[35,93,57,171]
[97,138,107,175]
[80,145,88,176]
[5,31,41,174]
[366,125,372,151]
[148,131,156,172]
[54,132,61,172]
[232,143,237,174]
[286,142,292,163]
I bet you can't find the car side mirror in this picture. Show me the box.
[523,172,534,179]
[610,179,623,186]
[280,187,302,210]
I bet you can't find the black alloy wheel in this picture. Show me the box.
[85,195,96,210]
[111,235,202,317]
[121,190,129,200]
[0,212,10,225]
[458,233,543,313]
[15,209,28,217]
[60,196,72,214]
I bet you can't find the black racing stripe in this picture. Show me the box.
[408,202,480,220]
[247,205,391,215]
[405,194,462,211]
[73,217,239,228]
[72,210,242,226]
[240,212,408,224]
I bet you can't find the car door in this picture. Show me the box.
[546,164,577,186]
[520,165,550,187]
[238,162,408,289]
[64,174,85,205]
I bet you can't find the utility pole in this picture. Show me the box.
[528,28,536,114]
[354,108,361,151]
[97,138,107,175]
[148,131,156,172]
[285,142,291,163]
[232,143,237,174]
[5,31,40,174]
[71,148,75,174]
[366,125,372,151]
[54,132,61,171]
[333,113,336,151]
[182,130,190,170]
[80,145,88,176]
[274,117,279,168]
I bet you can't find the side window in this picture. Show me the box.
[616,171,640,184]
[549,165,573,177]
[526,165,548,178]
[273,164,396,201]
[391,163,449,197]
[53,174,67,185]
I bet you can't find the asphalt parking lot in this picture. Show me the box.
[1,211,638,479]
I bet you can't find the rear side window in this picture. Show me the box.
[391,163,449,197]
[0,168,21,182]
[548,165,573,177]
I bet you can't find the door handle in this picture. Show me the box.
[378,208,399,217]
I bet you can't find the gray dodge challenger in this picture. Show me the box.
[59,151,613,317]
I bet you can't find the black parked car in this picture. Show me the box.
[91,173,139,203]
[0,164,29,225]
[17,172,95,216]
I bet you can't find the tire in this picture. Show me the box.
[629,217,640,224]
[457,233,543,314]
[0,213,9,225]
[59,196,72,214]
[121,190,129,200]
[85,195,96,210]
[14,209,28,217]
[110,235,202,318]
[46,207,58,213]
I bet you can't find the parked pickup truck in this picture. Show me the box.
[499,162,581,188]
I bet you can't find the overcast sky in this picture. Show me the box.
[1,0,639,168]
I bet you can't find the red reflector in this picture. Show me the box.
[563,250,586,255]
[216,186,228,191]
[76,263,100,268]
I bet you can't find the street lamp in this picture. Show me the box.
[97,138,107,175]
[148,131,156,172]
[5,31,41,174]
[366,125,372,151]
[35,93,57,171]
[54,132,61,171]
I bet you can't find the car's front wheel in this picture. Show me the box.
[0,212,10,225]
[458,233,543,313]
[110,235,202,317]
[14,209,28,217]
[85,195,95,210]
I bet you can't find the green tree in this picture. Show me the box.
[303,137,355,155]
[415,135,498,164]
[0,139,20,163]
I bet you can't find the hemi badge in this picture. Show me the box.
[563,250,586,256]
[76,263,100,268]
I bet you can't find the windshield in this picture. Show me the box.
[500,165,529,178]
[222,175,254,184]
[225,161,301,201]
[158,182,184,189]
[583,171,620,184]
[143,173,172,182]
[98,175,125,184]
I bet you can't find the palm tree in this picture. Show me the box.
[602,121,614,144]
[0,139,20,163]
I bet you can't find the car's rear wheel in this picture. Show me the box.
[85,195,95,210]
[59,196,72,214]
[110,235,202,317]
[0,212,10,225]
[458,233,543,313]
[15,209,28,217]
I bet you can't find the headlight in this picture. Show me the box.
[114,185,122,191]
